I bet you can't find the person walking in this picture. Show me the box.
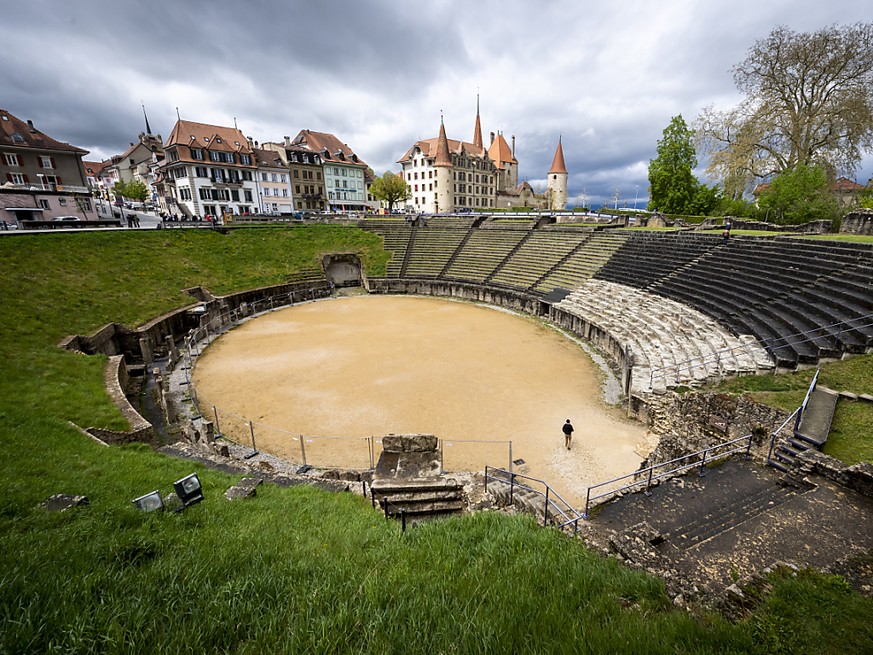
[562,419,574,450]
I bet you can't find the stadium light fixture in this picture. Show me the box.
[173,473,204,509]
[132,490,164,512]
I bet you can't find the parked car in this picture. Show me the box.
[52,215,81,222]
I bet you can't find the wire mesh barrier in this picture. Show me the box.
[179,289,515,473]
[440,438,514,473]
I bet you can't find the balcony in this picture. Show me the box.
[1,182,91,195]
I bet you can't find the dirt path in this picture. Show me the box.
[192,295,651,507]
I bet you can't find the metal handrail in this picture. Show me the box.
[484,466,581,527]
[766,407,802,464]
[582,433,755,518]
[648,313,873,388]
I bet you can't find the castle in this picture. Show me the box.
[397,100,567,213]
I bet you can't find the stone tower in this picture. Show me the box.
[546,137,568,211]
[433,116,454,214]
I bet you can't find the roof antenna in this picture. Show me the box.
[176,106,181,121]
[234,117,238,129]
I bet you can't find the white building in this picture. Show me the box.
[155,119,258,219]
[253,148,293,214]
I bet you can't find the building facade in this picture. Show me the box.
[252,148,293,214]
[261,138,326,212]
[291,130,370,212]
[0,108,94,224]
[104,131,164,202]
[155,119,258,219]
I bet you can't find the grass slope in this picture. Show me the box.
[0,227,871,653]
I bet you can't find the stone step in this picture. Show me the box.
[381,499,466,516]
[669,481,808,549]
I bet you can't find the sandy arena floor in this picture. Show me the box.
[192,295,652,506]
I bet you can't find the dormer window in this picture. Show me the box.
[216,137,222,143]
[12,132,24,143]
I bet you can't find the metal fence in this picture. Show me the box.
[181,289,515,472]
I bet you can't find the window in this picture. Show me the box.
[240,154,252,165]
[39,156,55,169]
[224,153,235,164]
[191,148,204,160]
[9,173,25,184]
[293,169,299,178]
[280,174,287,183]
[168,148,180,162]
[195,166,207,177]
[261,172,268,182]
[271,173,277,182]
[244,190,252,202]
[179,187,192,201]
[295,185,301,194]
[38,198,50,209]
[4,153,19,166]
[230,190,239,202]
[209,151,221,162]
[241,170,252,181]
[282,189,288,197]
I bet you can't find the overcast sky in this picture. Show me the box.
[2,0,872,207]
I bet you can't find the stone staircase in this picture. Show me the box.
[771,385,839,472]
[485,470,582,527]
[667,477,813,550]
[369,479,465,522]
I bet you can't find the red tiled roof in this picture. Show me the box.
[548,137,567,174]
[166,119,252,153]
[487,133,516,171]
[0,108,88,154]
[292,129,367,167]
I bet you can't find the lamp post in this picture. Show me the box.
[634,185,639,210]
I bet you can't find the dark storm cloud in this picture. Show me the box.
[2,0,871,207]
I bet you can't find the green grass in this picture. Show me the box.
[1,226,871,653]
[708,356,873,464]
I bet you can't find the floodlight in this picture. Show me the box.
[132,490,164,512]
[173,473,204,508]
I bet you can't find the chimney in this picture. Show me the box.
[490,131,495,145]
[284,135,291,147]
[246,136,254,148]
[130,142,135,147]
[27,119,36,132]
[512,135,516,156]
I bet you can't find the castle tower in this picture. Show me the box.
[546,137,568,211]
[433,116,454,214]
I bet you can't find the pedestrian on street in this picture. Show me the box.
[562,419,574,450]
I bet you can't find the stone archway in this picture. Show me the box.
[322,253,363,289]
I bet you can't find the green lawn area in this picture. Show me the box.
[708,355,873,464]
[1,226,871,654]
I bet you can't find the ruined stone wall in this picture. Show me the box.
[840,210,873,236]
[641,391,789,466]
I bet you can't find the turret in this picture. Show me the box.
[546,137,568,211]
[433,116,454,214]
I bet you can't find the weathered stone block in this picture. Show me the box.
[382,434,438,453]
[41,493,89,512]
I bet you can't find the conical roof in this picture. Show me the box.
[473,96,483,149]
[549,137,567,174]
[434,117,452,168]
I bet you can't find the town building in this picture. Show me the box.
[103,129,164,202]
[252,147,293,215]
[0,107,94,224]
[290,130,371,212]
[260,137,326,212]
[155,119,258,219]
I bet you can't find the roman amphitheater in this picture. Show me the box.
[68,214,873,597]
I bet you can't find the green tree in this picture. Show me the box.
[698,23,873,187]
[757,164,841,224]
[369,171,409,212]
[113,180,148,203]
[648,115,701,214]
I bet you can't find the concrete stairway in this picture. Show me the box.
[370,479,465,522]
